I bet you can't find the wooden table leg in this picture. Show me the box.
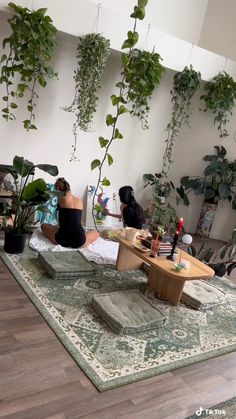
[116,243,143,271]
[148,266,185,305]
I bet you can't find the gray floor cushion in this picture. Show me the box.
[92,290,166,334]
[181,280,227,309]
[38,251,97,279]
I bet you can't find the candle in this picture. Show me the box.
[176,217,184,234]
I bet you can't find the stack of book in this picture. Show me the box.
[158,242,173,256]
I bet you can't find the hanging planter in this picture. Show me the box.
[0,2,58,131]
[122,48,165,129]
[162,65,201,177]
[64,33,110,161]
[200,71,236,138]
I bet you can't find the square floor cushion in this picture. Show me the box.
[38,251,97,279]
[92,290,166,334]
[181,280,227,309]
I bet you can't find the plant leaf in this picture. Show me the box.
[91,159,101,170]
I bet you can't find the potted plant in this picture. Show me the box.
[143,172,175,203]
[0,156,59,253]
[200,72,236,138]
[143,172,178,233]
[122,48,165,129]
[162,65,201,177]
[177,146,236,236]
[0,3,58,131]
[63,33,110,161]
[188,227,236,277]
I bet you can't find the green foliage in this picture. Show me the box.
[162,65,201,176]
[143,172,175,198]
[177,146,236,209]
[0,2,57,130]
[0,156,59,233]
[188,227,236,276]
[64,33,110,161]
[147,201,179,234]
[200,72,236,138]
[90,0,150,229]
[122,49,165,129]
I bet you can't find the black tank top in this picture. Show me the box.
[55,206,86,248]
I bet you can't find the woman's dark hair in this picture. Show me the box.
[55,177,71,192]
[119,185,145,228]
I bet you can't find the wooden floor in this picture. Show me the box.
[1,238,236,419]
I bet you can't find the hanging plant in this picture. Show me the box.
[64,33,110,161]
[90,0,151,229]
[200,71,236,138]
[122,48,165,129]
[0,2,57,131]
[162,65,201,177]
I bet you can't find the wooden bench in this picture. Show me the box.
[116,237,215,305]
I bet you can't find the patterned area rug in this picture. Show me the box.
[1,246,236,391]
[185,396,236,418]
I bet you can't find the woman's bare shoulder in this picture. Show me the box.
[73,195,83,209]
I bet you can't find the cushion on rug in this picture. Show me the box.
[38,251,97,279]
[181,280,227,309]
[92,290,166,334]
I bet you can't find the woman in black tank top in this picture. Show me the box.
[41,178,99,248]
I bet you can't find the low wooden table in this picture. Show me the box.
[116,237,215,305]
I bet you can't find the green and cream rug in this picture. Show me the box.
[1,246,236,391]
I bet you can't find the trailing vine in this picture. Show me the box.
[122,48,165,129]
[0,2,57,131]
[200,71,236,138]
[161,65,201,177]
[64,33,110,161]
[90,0,166,229]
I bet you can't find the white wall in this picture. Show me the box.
[0,6,236,240]
[1,0,234,81]
[88,0,209,44]
[169,81,236,241]
[0,18,172,222]
[199,0,236,61]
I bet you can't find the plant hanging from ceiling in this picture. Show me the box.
[64,33,110,161]
[90,0,165,229]
[122,48,165,129]
[200,71,236,138]
[161,65,201,177]
[0,2,58,131]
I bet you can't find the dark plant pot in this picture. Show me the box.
[208,263,227,278]
[4,230,27,254]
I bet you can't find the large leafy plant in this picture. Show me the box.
[200,72,236,138]
[64,33,110,161]
[0,2,57,131]
[162,65,201,177]
[177,146,236,208]
[188,227,236,277]
[0,156,59,233]
[122,48,165,129]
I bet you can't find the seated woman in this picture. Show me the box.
[104,185,146,229]
[41,178,99,248]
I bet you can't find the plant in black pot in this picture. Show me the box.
[188,227,236,277]
[177,146,236,236]
[0,156,59,253]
